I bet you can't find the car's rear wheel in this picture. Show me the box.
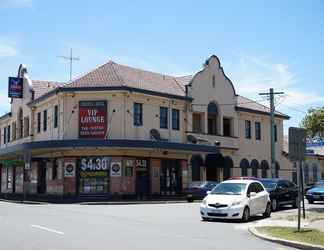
[187,198,194,203]
[263,202,271,218]
[271,199,278,211]
[308,199,314,204]
[242,207,250,222]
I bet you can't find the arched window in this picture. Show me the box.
[207,102,218,135]
[240,159,249,177]
[261,160,269,178]
[312,164,318,183]
[223,156,233,180]
[251,160,259,178]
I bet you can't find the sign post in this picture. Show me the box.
[289,127,306,232]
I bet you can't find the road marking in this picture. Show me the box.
[30,224,64,235]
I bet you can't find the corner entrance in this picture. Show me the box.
[37,160,47,194]
[135,159,150,198]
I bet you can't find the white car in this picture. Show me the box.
[200,179,271,222]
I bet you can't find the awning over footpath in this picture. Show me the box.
[0,139,219,158]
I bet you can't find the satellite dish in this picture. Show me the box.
[187,134,198,144]
[150,129,161,141]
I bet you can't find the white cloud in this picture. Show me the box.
[0,41,17,58]
[225,54,323,106]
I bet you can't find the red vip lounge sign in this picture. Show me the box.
[79,100,107,138]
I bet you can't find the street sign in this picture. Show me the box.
[289,127,306,161]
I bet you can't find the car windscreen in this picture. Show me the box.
[210,183,246,195]
[260,180,277,190]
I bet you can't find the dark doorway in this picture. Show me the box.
[261,160,269,178]
[136,171,150,199]
[37,160,47,194]
[223,157,233,180]
[160,160,182,195]
[206,154,224,181]
[191,155,203,181]
[240,159,250,177]
[251,160,259,178]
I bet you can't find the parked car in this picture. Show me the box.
[184,181,218,202]
[306,180,324,204]
[258,178,298,211]
[200,179,271,222]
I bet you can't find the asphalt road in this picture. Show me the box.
[0,201,295,250]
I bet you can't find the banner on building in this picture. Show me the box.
[8,77,23,98]
[79,100,107,138]
[64,160,76,177]
[110,161,122,177]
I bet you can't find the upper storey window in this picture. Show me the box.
[245,120,251,139]
[207,102,218,135]
[160,107,168,129]
[133,103,143,126]
[212,75,216,88]
[192,113,203,133]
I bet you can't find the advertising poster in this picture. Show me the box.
[79,100,107,138]
[64,160,76,177]
[8,77,23,98]
[110,161,122,177]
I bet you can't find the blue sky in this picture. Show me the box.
[0,0,323,134]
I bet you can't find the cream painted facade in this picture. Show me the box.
[0,56,297,198]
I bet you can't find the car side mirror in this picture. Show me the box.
[206,191,211,195]
[248,192,256,198]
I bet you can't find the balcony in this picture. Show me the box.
[186,131,239,150]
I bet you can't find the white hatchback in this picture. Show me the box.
[200,179,271,222]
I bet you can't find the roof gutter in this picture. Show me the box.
[27,86,193,107]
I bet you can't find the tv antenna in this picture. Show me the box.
[59,48,80,81]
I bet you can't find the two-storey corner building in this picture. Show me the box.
[0,55,293,199]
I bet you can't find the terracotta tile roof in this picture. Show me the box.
[236,95,289,118]
[29,60,288,120]
[32,80,64,99]
[66,61,187,97]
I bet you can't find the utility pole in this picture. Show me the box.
[59,48,80,81]
[259,88,284,178]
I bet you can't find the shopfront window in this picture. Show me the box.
[79,157,110,194]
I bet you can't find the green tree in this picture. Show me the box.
[301,107,324,139]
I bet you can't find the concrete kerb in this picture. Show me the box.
[0,199,48,205]
[249,226,324,250]
[78,200,188,205]
[0,199,188,206]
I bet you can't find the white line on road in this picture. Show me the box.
[30,224,65,235]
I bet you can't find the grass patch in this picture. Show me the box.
[257,226,324,246]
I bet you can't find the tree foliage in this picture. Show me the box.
[301,107,324,139]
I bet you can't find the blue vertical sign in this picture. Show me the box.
[8,77,23,98]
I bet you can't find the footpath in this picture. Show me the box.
[249,205,324,250]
